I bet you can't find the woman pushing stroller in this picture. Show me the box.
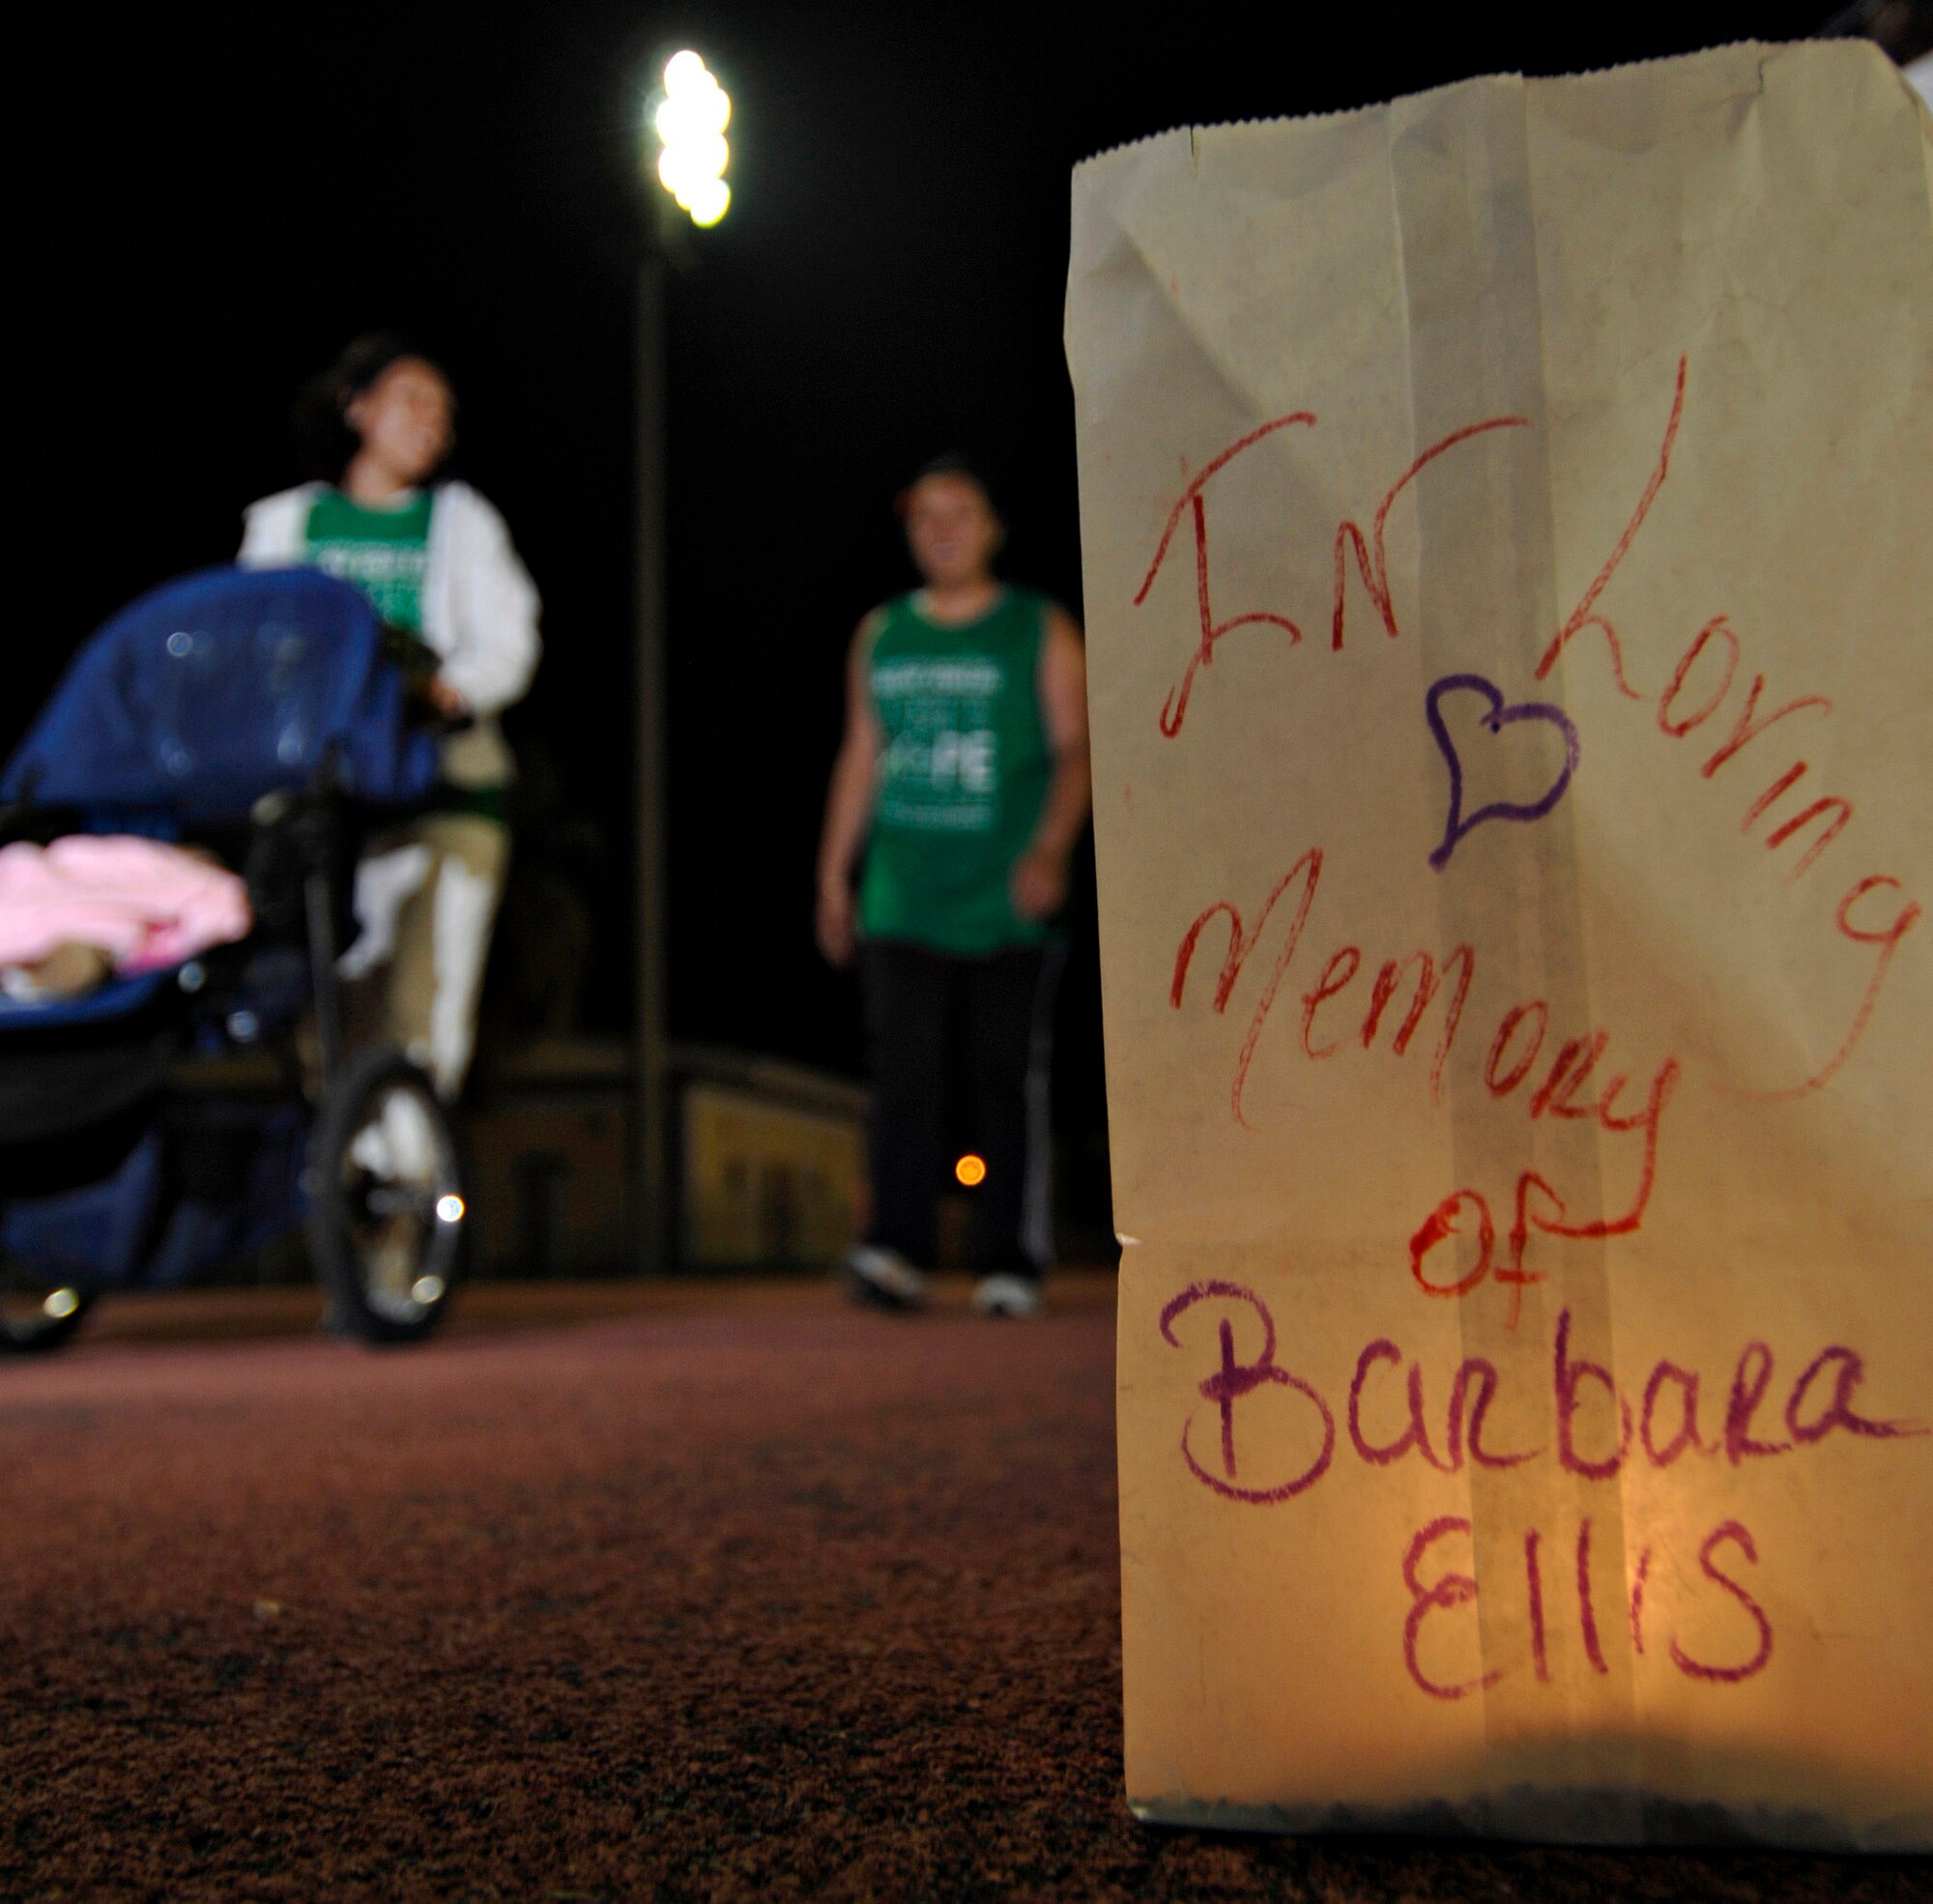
[239,336,540,1100]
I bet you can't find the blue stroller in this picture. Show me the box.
[1,566,469,1351]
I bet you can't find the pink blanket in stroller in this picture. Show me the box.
[0,837,251,973]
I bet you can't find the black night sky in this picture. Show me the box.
[21,2,1851,1171]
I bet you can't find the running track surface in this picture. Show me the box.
[0,1278,1919,1902]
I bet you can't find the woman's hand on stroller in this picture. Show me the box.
[377,626,473,731]
[421,675,470,722]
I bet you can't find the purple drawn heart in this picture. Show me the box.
[1426,674,1580,871]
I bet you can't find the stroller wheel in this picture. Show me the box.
[0,1260,94,1355]
[305,1048,465,1345]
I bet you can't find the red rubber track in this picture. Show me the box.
[0,1279,1918,1901]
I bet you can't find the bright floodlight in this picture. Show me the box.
[663,50,708,96]
[650,50,732,226]
[686,178,731,228]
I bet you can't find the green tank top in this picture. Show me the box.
[858,588,1053,955]
[303,487,508,823]
[303,488,433,632]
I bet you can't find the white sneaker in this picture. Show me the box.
[844,1245,928,1312]
[348,1092,438,1185]
[972,1273,1041,1318]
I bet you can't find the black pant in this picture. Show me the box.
[860,940,1060,1279]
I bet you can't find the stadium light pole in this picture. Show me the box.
[635,51,733,1274]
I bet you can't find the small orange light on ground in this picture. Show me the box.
[955,1154,987,1188]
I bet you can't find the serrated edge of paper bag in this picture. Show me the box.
[1070,38,1929,173]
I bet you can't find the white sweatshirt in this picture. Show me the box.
[239,480,541,788]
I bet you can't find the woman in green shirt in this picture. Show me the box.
[241,336,541,1099]
[817,458,1090,1316]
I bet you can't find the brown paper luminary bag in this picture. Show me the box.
[1067,41,1931,1849]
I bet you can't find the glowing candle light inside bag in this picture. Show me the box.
[955,1154,988,1188]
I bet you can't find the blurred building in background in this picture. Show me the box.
[464,1041,869,1278]
[675,1051,866,1270]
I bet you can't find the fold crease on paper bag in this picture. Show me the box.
[1072,40,1930,1849]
